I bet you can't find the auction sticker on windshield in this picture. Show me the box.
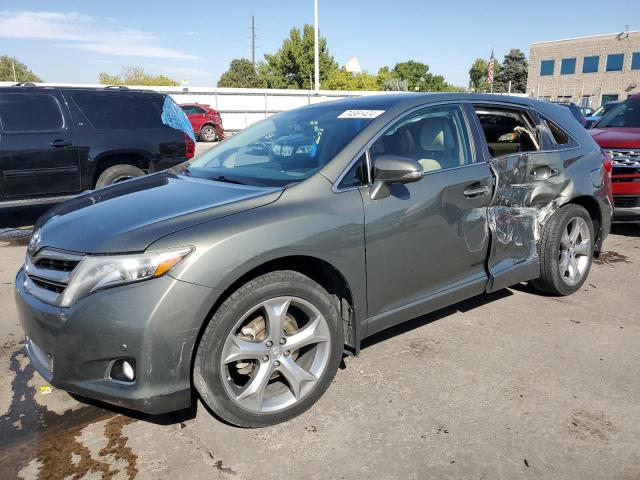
[338,110,385,119]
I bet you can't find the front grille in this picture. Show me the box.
[607,149,640,166]
[614,196,640,209]
[35,258,80,272]
[31,277,66,294]
[24,249,84,305]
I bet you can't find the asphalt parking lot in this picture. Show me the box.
[0,220,638,479]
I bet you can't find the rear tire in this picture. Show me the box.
[95,164,145,187]
[200,125,218,142]
[530,204,594,296]
[193,270,343,428]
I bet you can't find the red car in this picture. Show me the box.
[179,103,226,142]
[590,94,640,223]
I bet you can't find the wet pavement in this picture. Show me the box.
[0,224,639,479]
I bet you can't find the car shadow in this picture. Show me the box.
[611,223,640,237]
[361,288,514,350]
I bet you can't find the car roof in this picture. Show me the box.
[296,92,547,112]
[0,84,160,95]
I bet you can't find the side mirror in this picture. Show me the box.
[369,155,424,200]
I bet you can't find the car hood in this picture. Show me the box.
[589,127,640,149]
[32,172,283,254]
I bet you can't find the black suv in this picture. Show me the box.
[0,84,195,214]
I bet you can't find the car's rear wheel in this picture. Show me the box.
[193,270,343,427]
[530,204,594,296]
[95,164,145,187]
[200,125,218,142]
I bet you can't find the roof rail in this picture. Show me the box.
[13,82,37,87]
[104,85,130,90]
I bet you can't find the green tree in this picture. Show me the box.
[391,61,459,92]
[324,68,379,91]
[217,58,266,88]
[98,66,179,86]
[0,55,42,82]
[494,49,528,93]
[468,57,503,92]
[259,24,338,89]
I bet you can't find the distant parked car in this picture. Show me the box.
[590,94,640,223]
[585,101,620,128]
[180,103,226,142]
[0,84,195,214]
[553,102,587,127]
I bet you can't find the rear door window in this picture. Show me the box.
[0,93,64,132]
[72,93,165,129]
[473,106,540,158]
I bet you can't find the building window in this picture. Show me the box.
[560,58,576,75]
[606,54,624,72]
[540,60,555,76]
[582,56,599,73]
[632,52,640,70]
[602,94,619,104]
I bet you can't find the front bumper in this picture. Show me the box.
[15,268,217,414]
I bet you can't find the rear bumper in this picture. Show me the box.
[15,268,218,414]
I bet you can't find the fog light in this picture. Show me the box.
[110,358,136,383]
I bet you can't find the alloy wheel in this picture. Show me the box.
[220,296,331,413]
[201,126,217,142]
[558,216,591,286]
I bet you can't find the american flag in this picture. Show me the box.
[487,49,495,84]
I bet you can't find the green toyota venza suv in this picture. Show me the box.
[15,93,612,427]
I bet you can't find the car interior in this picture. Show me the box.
[369,107,470,172]
[474,107,539,157]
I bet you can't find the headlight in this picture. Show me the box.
[60,247,193,307]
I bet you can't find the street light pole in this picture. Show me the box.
[314,0,320,92]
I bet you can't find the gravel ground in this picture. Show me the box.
[0,216,638,479]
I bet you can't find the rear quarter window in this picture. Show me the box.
[539,117,579,150]
[73,93,165,129]
[0,92,64,132]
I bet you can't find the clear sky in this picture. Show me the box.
[0,0,637,87]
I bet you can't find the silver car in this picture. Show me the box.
[15,94,612,427]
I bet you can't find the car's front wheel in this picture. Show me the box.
[193,270,343,427]
[530,204,594,296]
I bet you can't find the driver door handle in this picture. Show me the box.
[463,185,491,198]
[49,139,72,148]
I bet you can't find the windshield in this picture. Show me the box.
[187,103,381,187]
[596,99,640,128]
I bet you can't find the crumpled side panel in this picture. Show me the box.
[487,151,570,287]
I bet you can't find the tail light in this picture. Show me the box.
[184,133,195,159]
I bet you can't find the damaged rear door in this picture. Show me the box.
[472,103,569,292]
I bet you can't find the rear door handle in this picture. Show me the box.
[49,139,72,148]
[463,185,491,198]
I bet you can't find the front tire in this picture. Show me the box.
[193,271,343,427]
[530,204,594,296]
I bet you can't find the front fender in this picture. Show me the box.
[150,174,367,325]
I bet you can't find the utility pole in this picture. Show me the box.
[314,0,320,92]
[12,60,17,82]
[251,16,257,68]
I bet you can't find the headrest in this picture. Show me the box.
[420,118,454,151]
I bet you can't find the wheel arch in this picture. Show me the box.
[195,255,359,361]
[92,151,150,187]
